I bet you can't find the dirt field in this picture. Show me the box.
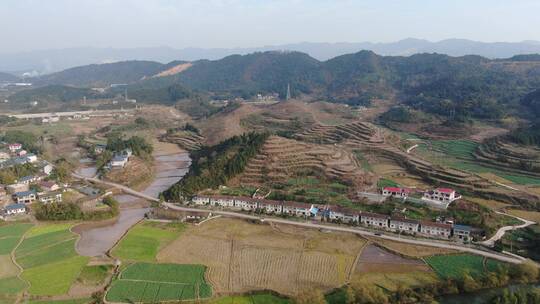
[157,218,366,296]
[355,244,431,273]
[506,209,540,223]
[368,238,456,258]
[104,157,154,190]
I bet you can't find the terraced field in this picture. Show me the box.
[15,223,89,296]
[162,130,205,151]
[295,121,383,146]
[106,263,212,303]
[237,135,374,193]
[157,218,366,296]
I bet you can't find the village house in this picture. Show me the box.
[453,224,472,241]
[360,212,390,228]
[381,187,411,198]
[0,151,10,161]
[6,183,29,194]
[18,175,39,185]
[209,195,236,208]
[192,196,210,205]
[282,201,312,217]
[389,217,420,233]
[13,190,37,204]
[234,197,258,211]
[25,153,38,163]
[41,162,53,175]
[40,181,60,192]
[110,155,128,168]
[258,199,283,214]
[420,221,452,238]
[17,150,27,157]
[423,188,461,203]
[326,205,359,223]
[38,191,63,204]
[3,203,26,216]
[8,143,22,152]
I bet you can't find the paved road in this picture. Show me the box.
[480,211,536,247]
[72,173,527,264]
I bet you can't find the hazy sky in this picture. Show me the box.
[1,0,540,53]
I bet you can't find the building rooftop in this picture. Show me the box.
[14,190,36,197]
[5,203,26,211]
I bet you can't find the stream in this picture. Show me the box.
[74,143,191,257]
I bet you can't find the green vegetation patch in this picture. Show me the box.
[77,265,112,286]
[211,294,291,304]
[106,263,212,303]
[0,276,27,294]
[425,254,502,279]
[112,221,185,262]
[377,178,399,188]
[28,299,91,304]
[0,223,33,239]
[15,223,88,296]
[22,255,89,296]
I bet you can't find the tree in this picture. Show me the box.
[294,290,326,304]
[510,261,539,283]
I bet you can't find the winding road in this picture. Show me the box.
[72,173,531,265]
[480,211,536,247]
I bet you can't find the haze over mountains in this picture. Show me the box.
[3,38,540,75]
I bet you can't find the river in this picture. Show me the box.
[74,142,191,257]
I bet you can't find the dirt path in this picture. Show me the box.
[480,211,536,247]
[10,225,33,304]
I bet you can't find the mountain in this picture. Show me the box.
[0,71,19,82]
[11,50,540,121]
[3,39,540,73]
[35,60,168,87]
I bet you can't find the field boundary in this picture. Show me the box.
[348,240,369,281]
[10,223,34,303]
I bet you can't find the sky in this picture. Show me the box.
[1,0,540,53]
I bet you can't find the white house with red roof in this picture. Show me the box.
[8,143,22,152]
[422,188,461,203]
[381,187,411,198]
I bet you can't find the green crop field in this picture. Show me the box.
[15,224,89,296]
[77,265,112,285]
[28,299,92,304]
[425,254,502,279]
[0,276,27,294]
[0,223,33,254]
[211,294,291,304]
[112,221,185,261]
[106,263,212,303]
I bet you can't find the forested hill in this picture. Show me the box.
[35,60,168,87]
[17,50,540,119]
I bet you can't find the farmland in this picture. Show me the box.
[112,221,185,262]
[157,218,366,296]
[15,223,90,296]
[0,222,33,303]
[106,263,212,303]
[425,254,503,279]
[210,294,291,304]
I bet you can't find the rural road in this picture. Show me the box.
[72,173,528,265]
[480,211,536,247]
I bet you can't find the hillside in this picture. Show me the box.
[12,50,540,121]
[35,60,167,87]
[0,71,19,82]
[8,85,102,103]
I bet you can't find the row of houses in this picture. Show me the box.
[381,187,462,203]
[191,195,473,240]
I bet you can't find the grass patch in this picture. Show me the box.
[16,223,88,296]
[106,263,212,303]
[377,178,399,188]
[425,254,501,279]
[211,294,291,304]
[112,221,185,262]
[0,223,33,239]
[28,299,91,304]
[22,255,89,296]
[77,265,112,285]
[0,276,27,294]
